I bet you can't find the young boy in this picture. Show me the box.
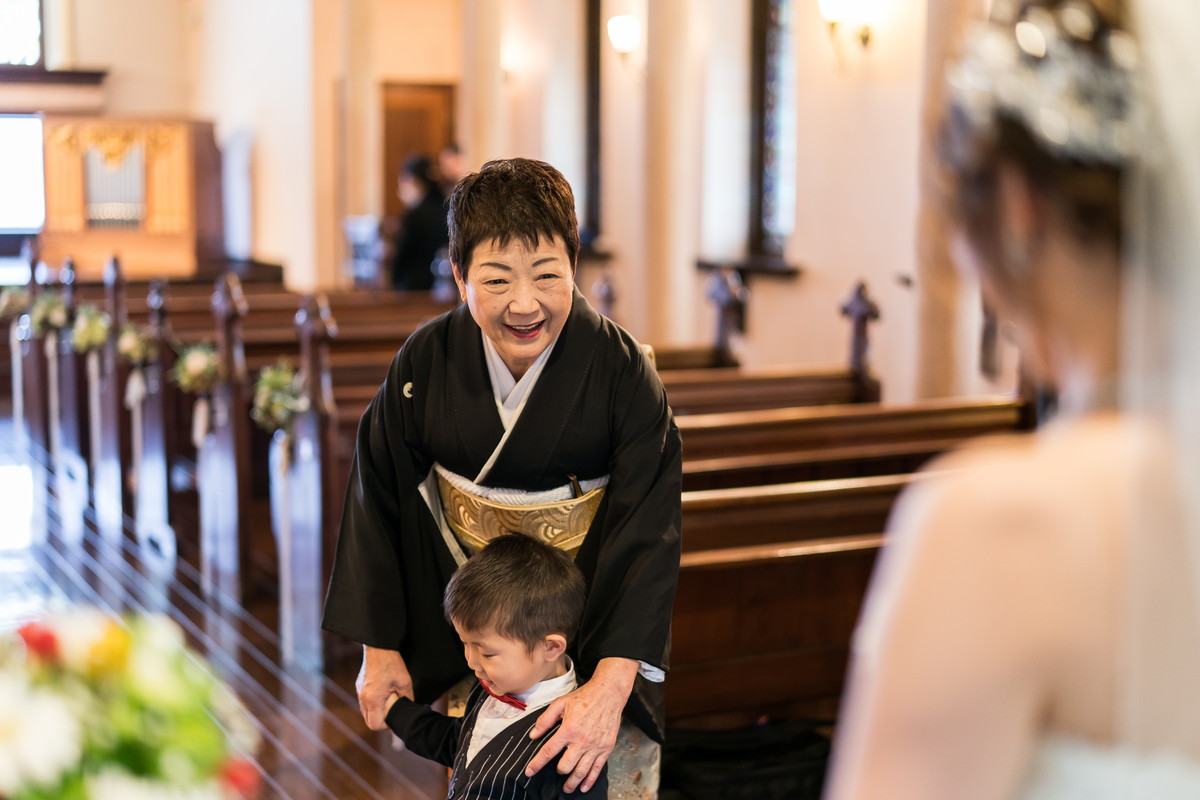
[384,534,607,799]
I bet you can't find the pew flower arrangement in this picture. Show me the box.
[117,323,158,366]
[250,360,310,433]
[0,286,31,321]
[29,290,69,336]
[72,304,111,353]
[170,344,223,395]
[0,606,262,800]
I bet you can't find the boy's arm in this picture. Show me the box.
[385,696,463,767]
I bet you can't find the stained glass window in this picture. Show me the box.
[0,0,43,67]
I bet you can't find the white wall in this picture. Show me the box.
[185,0,318,288]
[744,0,926,403]
[353,0,462,217]
[67,0,189,114]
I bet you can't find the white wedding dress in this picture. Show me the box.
[1018,737,1200,799]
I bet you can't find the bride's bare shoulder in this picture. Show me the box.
[893,413,1167,551]
[917,413,1163,499]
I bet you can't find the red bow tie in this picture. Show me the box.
[480,680,527,711]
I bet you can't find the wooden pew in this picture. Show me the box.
[188,280,450,603]
[679,396,1026,491]
[93,257,134,534]
[54,260,93,507]
[661,364,878,415]
[18,257,51,458]
[669,535,881,725]
[667,473,925,725]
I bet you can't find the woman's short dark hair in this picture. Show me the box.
[444,534,585,652]
[447,158,580,278]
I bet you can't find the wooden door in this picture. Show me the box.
[381,83,455,219]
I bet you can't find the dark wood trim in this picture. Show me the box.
[748,0,770,257]
[697,256,802,281]
[0,65,107,85]
[583,0,602,246]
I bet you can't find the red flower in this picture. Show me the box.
[220,757,262,799]
[17,622,58,662]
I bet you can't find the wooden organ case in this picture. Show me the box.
[40,117,225,280]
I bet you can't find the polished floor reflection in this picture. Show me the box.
[0,407,447,800]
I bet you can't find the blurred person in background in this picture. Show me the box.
[392,153,449,291]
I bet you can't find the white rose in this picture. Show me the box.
[118,329,140,355]
[0,673,83,795]
[53,606,112,673]
[183,349,211,376]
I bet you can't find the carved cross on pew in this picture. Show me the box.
[707,267,749,368]
[841,281,880,378]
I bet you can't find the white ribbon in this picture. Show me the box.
[9,321,23,443]
[44,331,61,466]
[86,349,102,480]
[191,396,210,450]
[124,366,146,494]
[270,430,294,663]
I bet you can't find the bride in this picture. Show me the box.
[823,0,1200,797]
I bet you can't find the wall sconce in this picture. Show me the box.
[819,0,872,48]
[606,14,642,55]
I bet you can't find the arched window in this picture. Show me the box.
[0,0,43,67]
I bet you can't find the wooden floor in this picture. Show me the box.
[0,405,447,800]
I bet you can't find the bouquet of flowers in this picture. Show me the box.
[29,291,68,337]
[0,607,261,800]
[0,286,30,322]
[117,323,158,366]
[250,360,310,433]
[169,344,222,395]
[72,305,111,353]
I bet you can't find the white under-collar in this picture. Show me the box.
[482,333,558,429]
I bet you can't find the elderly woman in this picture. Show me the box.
[323,158,681,797]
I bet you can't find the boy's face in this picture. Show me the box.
[453,620,565,697]
[453,236,575,380]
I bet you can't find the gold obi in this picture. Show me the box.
[436,473,605,557]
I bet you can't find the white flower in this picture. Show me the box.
[52,606,113,673]
[118,329,141,356]
[86,769,225,800]
[184,349,212,376]
[0,671,83,795]
[49,305,68,329]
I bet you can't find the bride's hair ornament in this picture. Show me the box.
[947,0,1140,166]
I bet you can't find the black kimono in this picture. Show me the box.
[386,685,608,799]
[322,289,682,740]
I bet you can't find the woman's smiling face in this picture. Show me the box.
[454,236,574,381]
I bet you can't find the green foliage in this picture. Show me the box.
[250,359,310,433]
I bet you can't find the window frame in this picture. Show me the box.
[0,0,46,70]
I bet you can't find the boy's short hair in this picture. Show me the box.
[444,534,585,652]
[447,158,580,279]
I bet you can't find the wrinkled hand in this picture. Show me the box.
[525,657,638,793]
[356,645,413,730]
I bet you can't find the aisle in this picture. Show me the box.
[0,405,446,800]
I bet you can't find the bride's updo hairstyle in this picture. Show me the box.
[941,0,1138,274]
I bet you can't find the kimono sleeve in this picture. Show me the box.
[576,345,682,672]
[321,346,433,650]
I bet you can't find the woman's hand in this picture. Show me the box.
[524,657,638,792]
[357,645,414,730]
